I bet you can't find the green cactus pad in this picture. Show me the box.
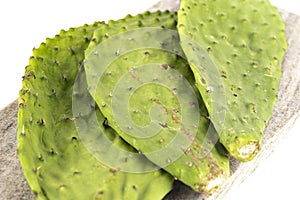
[177,0,287,161]
[17,21,173,199]
[84,11,229,194]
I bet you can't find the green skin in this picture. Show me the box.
[17,20,173,199]
[84,11,230,194]
[178,0,287,161]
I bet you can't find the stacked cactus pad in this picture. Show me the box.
[18,0,287,199]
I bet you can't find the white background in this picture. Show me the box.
[0,0,299,199]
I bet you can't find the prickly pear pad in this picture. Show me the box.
[83,11,230,194]
[17,21,173,199]
[178,0,287,161]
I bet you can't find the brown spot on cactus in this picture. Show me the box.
[84,10,229,195]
